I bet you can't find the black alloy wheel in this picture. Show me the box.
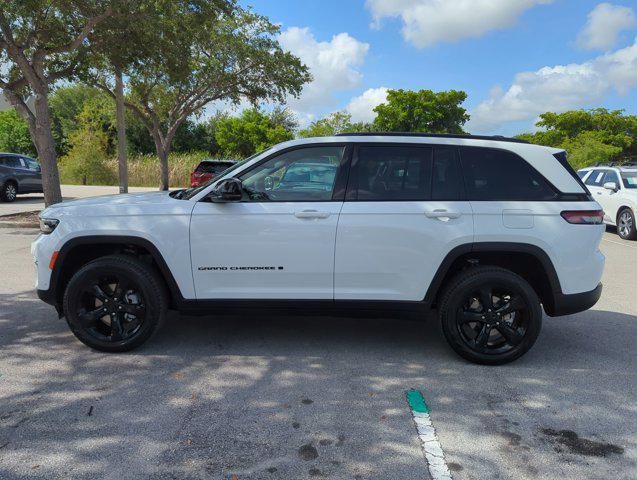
[63,255,167,352]
[439,267,542,365]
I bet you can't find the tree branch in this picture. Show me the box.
[43,7,114,55]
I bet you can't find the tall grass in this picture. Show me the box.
[60,151,211,188]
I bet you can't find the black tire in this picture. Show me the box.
[439,266,542,365]
[62,254,168,352]
[617,208,637,240]
[0,181,17,202]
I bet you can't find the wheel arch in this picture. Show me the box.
[50,235,184,309]
[425,242,562,315]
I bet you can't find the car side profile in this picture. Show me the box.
[577,164,637,240]
[0,153,42,202]
[32,134,605,364]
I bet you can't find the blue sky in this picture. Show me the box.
[240,0,637,135]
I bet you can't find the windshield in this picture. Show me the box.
[622,172,637,189]
[178,148,273,200]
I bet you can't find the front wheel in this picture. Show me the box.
[1,181,17,202]
[439,267,542,365]
[62,254,168,352]
[617,208,637,240]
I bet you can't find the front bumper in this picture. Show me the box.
[546,283,602,317]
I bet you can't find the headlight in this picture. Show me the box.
[39,218,59,234]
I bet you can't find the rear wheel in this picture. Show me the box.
[62,255,168,352]
[439,266,542,365]
[1,181,17,202]
[617,208,637,240]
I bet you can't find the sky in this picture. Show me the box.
[234,0,637,136]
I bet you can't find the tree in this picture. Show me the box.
[215,108,294,158]
[372,89,469,134]
[49,85,102,155]
[0,109,36,156]
[97,5,310,190]
[518,109,637,167]
[0,2,115,205]
[298,111,372,137]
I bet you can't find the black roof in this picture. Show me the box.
[334,132,530,144]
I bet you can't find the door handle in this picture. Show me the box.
[425,209,461,220]
[294,210,330,219]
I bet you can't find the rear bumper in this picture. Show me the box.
[546,283,602,317]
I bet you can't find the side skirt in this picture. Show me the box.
[175,299,432,320]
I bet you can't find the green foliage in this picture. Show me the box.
[60,127,116,186]
[518,109,637,167]
[215,108,294,158]
[0,109,36,156]
[372,89,469,133]
[297,111,372,137]
[49,85,103,155]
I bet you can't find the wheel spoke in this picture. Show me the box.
[479,287,493,311]
[496,295,525,316]
[113,279,132,299]
[459,310,484,324]
[90,284,109,302]
[121,303,145,318]
[110,314,125,341]
[79,307,106,327]
[495,324,523,346]
[474,324,491,350]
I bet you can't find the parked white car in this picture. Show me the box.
[32,134,605,364]
[578,164,637,240]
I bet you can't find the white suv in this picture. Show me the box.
[32,134,605,364]
[577,164,637,240]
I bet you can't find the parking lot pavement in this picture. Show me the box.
[0,228,635,480]
[0,185,157,216]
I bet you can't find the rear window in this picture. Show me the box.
[459,147,557,201]
[196,162,234,174]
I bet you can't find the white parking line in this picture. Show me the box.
[602,237,637,249]
[406,390,453,480]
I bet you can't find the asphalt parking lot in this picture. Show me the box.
[0,223,635,479]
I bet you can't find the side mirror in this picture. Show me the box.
[603,181,618,192]
[210,178,243,202]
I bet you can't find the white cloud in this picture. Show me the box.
[577,3,636,51]
[366,0,553,48]
[468,38,637,133]
[278,27,369,120]
[345,87,389,122]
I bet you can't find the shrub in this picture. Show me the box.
[59,128,116,185]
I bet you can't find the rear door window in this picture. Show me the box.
[585,169,606,187]
[432,147,464,200]
[459,147,556,201]
[351,145,433,201]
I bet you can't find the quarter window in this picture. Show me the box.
[459,147,556,201]
[352,146,432,200]
[239,146,344,202]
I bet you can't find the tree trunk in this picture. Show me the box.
[115,70,128,194]
[32,92,63,206]
[151,133,170,191]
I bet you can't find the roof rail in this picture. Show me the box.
[334,132,530,144]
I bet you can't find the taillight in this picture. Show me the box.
[560,210,604,224]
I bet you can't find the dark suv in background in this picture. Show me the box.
[0,153,42,202]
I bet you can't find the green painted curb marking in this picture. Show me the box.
[406,389,429,414]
